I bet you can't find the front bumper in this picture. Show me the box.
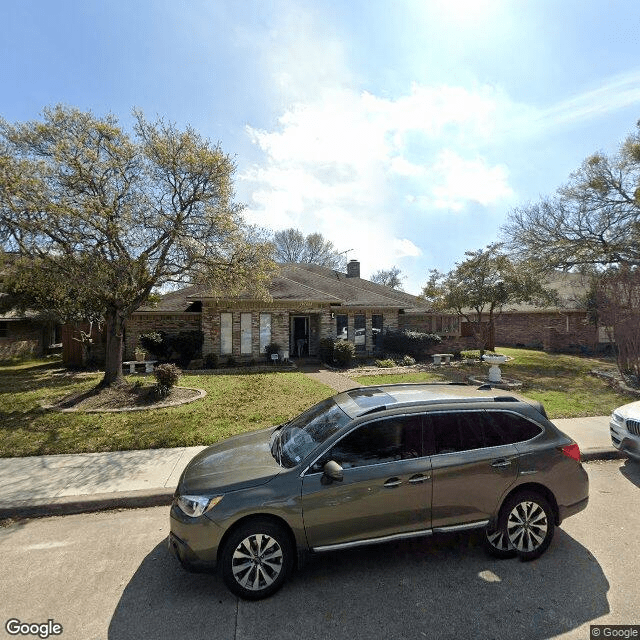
[610,422,640,460]
[168,502,224,569]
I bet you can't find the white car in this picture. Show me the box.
[610,400,640,460]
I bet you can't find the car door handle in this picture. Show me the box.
[408,474,431,484]
[491,459,511,468]
[384,478,402,488]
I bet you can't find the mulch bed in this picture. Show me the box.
[51,382,203,411]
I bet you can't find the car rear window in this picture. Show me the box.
[485,411,543,445]
[427,409,543,454]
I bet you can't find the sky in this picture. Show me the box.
[3,0,640,294]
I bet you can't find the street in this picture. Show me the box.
[1,459,638,640]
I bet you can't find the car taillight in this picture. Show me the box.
[560,443,581,462]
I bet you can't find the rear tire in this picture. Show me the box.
[500,491,554,561]
[220,519,293,600]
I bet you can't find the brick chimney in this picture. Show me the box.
[346,259,360,278]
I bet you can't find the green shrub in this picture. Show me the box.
[461,350,481,360]
[203,353,218,369]
[225,355,237,367]
[333,340,355,367]
[264,343,281,358]
[319,338,335,364]
[139,331,171,359]
[380,330,441,361]
[172,330,204,367]
[153,363,181,398]
[400,354,416,366]
[375,358,396,368]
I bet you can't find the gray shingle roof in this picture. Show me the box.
[139,263,430,312]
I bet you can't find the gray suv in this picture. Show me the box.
[169,383,589,599]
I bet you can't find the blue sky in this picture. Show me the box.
[3,0,640,294]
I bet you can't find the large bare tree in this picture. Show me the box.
[272,228,346,270]
[0,105,276,387]
[503,122,640,270]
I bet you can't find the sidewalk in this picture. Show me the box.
[0,366,624,519]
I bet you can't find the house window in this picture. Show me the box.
[220,313,233,355]
[241,313,252,355]
[354,314,366,349]
[259,313,271,353]
[372,314,383,350]
[0,321,7,338]
[336,315,348,341]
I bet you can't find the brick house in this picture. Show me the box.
[0,256,61,359]
[125,260,449,362]
[474,272,605,354]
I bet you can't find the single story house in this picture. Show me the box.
[488,272,605,354]
[0,307,61,360]
[125,260,457,362]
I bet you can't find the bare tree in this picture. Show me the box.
[503,122,640,270]
[594,267,640,380]
[370,266,405,289]
[272,228,346,270]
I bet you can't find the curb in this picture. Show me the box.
[0,449,626,520]
[0,488,174,520]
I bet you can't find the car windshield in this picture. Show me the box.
[272,398,350,468]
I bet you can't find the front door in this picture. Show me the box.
[291,316,309,357]
[301,415,432,549]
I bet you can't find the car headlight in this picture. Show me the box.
[612,412,624,424]
[176,495,223,518]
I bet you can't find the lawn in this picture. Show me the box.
[0,359,333,458]
[352,347,637,420]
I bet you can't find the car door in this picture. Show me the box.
[427,410,520,529]
[301,414,432,549]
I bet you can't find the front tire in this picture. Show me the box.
[501,492,554,561]
[220,519,293,600]
[483,525,517,559]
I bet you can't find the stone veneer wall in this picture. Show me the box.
[128,305,404,361]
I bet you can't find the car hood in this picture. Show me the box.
[178,427,282,494]
[614,400,640,420]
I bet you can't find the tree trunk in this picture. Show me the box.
[100,306,126,387]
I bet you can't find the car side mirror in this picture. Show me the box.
[322,460,344,483]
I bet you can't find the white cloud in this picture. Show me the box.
[242,83,516,254]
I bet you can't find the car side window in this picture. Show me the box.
[429,411,486,454]
[325,415,423,469]
[485,411,542,445]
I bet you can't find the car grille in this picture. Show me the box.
[627,419,640,436]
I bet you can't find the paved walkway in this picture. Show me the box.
[0,367,623,519]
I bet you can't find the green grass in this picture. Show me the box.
[2,349,637,457]
[0,359,333,457]
[354,348,636,420]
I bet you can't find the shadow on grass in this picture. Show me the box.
[109,529,609,640]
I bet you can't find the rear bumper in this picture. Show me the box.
[558,495,588,523]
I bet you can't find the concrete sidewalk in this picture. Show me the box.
[0,416,621,520]
[0,364,624,519]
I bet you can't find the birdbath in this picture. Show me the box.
[482,354,508,383]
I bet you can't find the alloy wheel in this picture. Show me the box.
[507,500,549,553]
[231,533,284,592]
